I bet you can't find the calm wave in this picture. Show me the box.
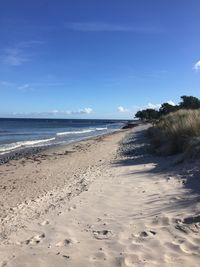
[0,118,126,154]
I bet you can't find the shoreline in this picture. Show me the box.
[0,129,130,239]
[0,129,126,165]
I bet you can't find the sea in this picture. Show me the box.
[0,118,127,155]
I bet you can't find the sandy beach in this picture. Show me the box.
[0,125,200,267]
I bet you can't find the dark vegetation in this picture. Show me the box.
[135,95,200,121]
[134,96,200,156]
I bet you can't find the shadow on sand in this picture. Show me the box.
[114,126,200,212]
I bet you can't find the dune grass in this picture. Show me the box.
[149,109,200,156]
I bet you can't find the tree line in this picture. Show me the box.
[135,95,200,121]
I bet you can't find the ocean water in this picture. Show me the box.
[0,118,126,155]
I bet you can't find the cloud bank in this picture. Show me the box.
[12,107,93,117]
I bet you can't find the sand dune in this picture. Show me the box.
[0,126,200,266]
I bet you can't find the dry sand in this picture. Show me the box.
[0,125,200,266]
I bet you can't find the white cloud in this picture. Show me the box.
[167,100,176,106]
[147,103,161,109]
[69,107,93,115]
[135,100,176,113]
[117,106,129,113]
[51,109,59,114]
[146,100,175,110]
[82,107,93,114]
[194,60,200,71]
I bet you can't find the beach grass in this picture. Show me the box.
[149,109,200,156]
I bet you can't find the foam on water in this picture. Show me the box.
[0,118,125,156]
[56,129,95,136]
[56,127,108,136]
[95,127,108,131]
[0,138,56,154]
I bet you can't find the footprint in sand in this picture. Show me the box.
[175,223,189,234]
[1,261,8,267]
[180,241,200,254]
[21,233,45,245]
[175,215,200,234]
[140,230,156,238]
[117,254,141,267]
[133,230,156,240]
[56,237,78,247]
[93,230,113,240]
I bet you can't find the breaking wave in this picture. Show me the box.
[0,137,56,154]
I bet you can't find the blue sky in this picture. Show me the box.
[0,0,200,119]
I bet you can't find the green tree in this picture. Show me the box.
[135,109,160,121]
[179,95,200,109]
[159,103,179,116]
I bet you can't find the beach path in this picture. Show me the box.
[1,125,200,267]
